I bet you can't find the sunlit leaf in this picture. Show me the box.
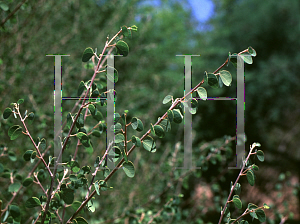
[219,70,232,86]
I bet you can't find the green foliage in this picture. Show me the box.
[1,0,294,222]
[0,33,269,223]
[0,28,268,223]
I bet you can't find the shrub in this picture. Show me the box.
[0,25,268,224]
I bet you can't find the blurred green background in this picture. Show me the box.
[0,0,299,223]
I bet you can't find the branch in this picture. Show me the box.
[0,0,28,27]
[65,52,235,223]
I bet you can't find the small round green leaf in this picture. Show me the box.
[2,171,10,178]
[8,151,17,161]
[0,2,9,11]
[190,98,198,114]
[248,203,258,210]
[121,26,128,37]
[75,217,88,224]
[75,113,84,128]
[131,135,141,147]
[82,47,94,62]
[78,81,85,96]
[114,113,121,123]
[23,150,34,161]
[23,177,34,187]
[94,181,100,195]
[76,132,93,154]
[76,132,88,144]
[92,130,101,137]
[110,122,122,133]
[248,46,257,56]
[61,188,74,204]
[93,111,103,122]
[154,125,165,138]
[99,123,107,133]
[131,25,138,32]
[127,29,132,39]
[106,66,118,83]
[219,70,232,86]
[107,147,121,162]
[247,170,255,186]
[160,118,171,132]
[115,133,125,143]
[37,169,46,182]
[81,166,91,174]
[40,138,46,150]
[99,180,112,191]
[256,209,266,222]
[30,151,36,161]
[219,75,223,88]
[252,142,261,147]
[116,40,129,57]
[11,127,23,140]
[232,195,242,209]
[9,205,21,221]
[234,183,241,195]
[72,201,82,212]
[172,109,183,124]
[240,52,253,64]
[3,108,12,119]
[88,104,96,116]
[256,150,264,162]
[68,161,80,173]
[163,95,173,104]
[8,182,21,193]
[8,125,20,137]
[25,197,41,208]
[150,123,155,135]
[252,164,259,171]
[8,125,23,140]
[206,73,219,88]
[142,136,156,152]
[66,113,72,129]
[17,99,24,104]
[122,161,135,178]
[167,110,174,122]
[131,117,144,132]
[27,112,35,124]
[263,203,270,209]
[196,87,207,100]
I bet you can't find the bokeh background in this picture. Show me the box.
[0,0,299,223]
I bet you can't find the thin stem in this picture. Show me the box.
[218,144,256,224]
[232,205,266,224]
[124,113,127,154]
[15,104,52,176]
[85,141,113,200]
[214,57,229,74]
[0,146,51,217]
